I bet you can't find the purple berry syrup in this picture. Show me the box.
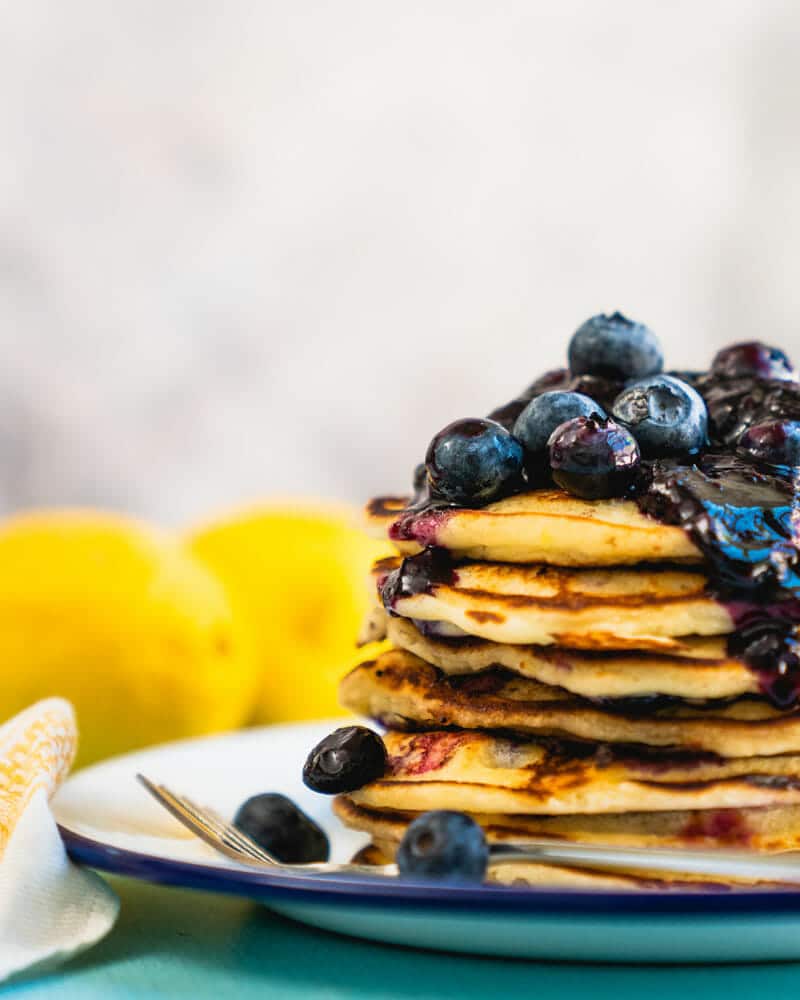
[384,365,800,708]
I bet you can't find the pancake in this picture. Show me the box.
[365,490,701,565]
[385,615,756,701]
[350,840,774,889]
[336,795,800,853]
[347,729,800,815]
[342,651,800,757]
[374,556,735,649]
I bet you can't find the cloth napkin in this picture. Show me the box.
[0,699,118,984]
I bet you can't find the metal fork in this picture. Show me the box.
[137,774,800,884]
[137,775,398,877]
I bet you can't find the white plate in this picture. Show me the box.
[53,720,800,964]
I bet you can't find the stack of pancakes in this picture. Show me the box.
[333,490,800,888]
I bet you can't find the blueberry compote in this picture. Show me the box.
[630,360,800,707]
[386,332,800,708]
[634,449,800,706]
[381,546,458,611]
[694,370,800,447]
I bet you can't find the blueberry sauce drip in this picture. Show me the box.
[386,462,457,546]
[726,619,800,710]
[590,693,687,715]
[630,371,800,707]
[388,501,453,546]
[634,453,800,598]
[380,547,458,612]
[694,371,800,447]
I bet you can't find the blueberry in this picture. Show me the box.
[234,793,329,863]
[737,420,800,469]
[302,726,387,794]
[548,415,640,499]
[425,418,524,505]
[396,810,488,883]
[611,375,708,457]
[514,391,606,455]
[568,312,663,381]
[711,342,795,381]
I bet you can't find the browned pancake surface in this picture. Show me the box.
[341,650,800,757]
[347,728,800,815]
[372,558,733,648]
[385,615,755,700]
[336,795,800,853]
[365,490,701,565]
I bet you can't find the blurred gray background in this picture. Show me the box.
[1,1,798,523]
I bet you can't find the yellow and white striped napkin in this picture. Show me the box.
[0,699,118,983]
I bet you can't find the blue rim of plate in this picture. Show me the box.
[60,824,800,917]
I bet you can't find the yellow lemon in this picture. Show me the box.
[187,501,391,723]
[0,510,259,766]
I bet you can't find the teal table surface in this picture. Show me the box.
[7,876,800,999]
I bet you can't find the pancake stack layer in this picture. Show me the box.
[304,328,800,888]
[328,487,800,887]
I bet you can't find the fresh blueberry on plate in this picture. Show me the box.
[548,415,640,499]
[514,391,606,455]
[302,726,387,794]
[234,793,329,863]
[737,420,800,469]
[611,374,708,456]
[711,342,796,381]
[425,418,524,505]
[396,810,488,883]
[568,312,663,381]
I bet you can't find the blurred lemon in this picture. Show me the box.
[0,510,259,766]
[187,501,391,723]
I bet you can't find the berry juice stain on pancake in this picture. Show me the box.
[333,795,800,856]
[385,731,467,777]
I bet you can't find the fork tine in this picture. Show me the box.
[173,793,279,863]
[136,775,239,858]
[174,794,269,862]
[137,773,399,879]
[183,799,276,863]
[174,793,248,841]
[139,777,270,864]
[160,789,271,863]
[165,790,247,843]
[136,774,275,866]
